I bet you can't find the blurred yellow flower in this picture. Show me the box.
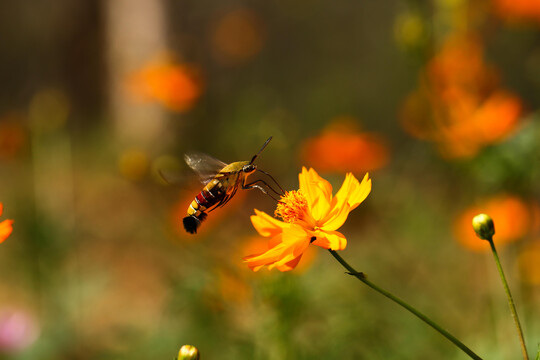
[0,203,13,244]
[244,168,371,271]
[394,12,427,50]
[118,148,149,181]
[454,195,538,252]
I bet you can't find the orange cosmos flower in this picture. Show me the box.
[244,167,371,271]
[0,203,14,244]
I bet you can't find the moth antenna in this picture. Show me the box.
[249,136,272,164]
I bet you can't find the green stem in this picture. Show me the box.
[328,250,483,360]
[487,238,529,360]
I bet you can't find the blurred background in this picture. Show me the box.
[0,0,539,359]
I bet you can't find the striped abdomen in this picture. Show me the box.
[183,180,226,234]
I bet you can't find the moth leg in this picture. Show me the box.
[243,179,281,201]
[217,185,238,208]
[208,192,231,212]
[256,169,285,195]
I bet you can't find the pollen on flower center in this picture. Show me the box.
[274,190,308,223]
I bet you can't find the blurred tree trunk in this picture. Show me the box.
[104,0,168,148]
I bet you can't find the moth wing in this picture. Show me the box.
[184,152,228,185]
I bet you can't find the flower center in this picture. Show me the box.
[275,190,308,223]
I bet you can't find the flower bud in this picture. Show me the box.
[472,213,495,240]
[177,345,200,360]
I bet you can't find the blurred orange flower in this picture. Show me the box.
[216,269,253,304]
[0,203,13,244]
[211,8,264,66]
[427,34,497,95]
[492,0,540,24]
[453,195,538,252]
[518,241,540,285]
[128,55,202,112]
[0,114,26,161]
[244,167,371,271]
[400,33,523,159]
[434,91,522,158]
[300,118,390,173]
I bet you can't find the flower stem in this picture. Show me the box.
[328,250,483,360]
[486,237,529,360]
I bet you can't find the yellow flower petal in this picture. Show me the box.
[270,237,310,271]
[251,209,288,237]
[312,229,347,250]
[335,173,371,211]
[268,233,283,248]
[299,167,332,221]
[320,203,351,232]
[308,168,333,200]
[274,254,304,272]
[347,173,372,211]
[320,173,370,231]
[244,234,285,267]
[282,223,309,243]
[245,237,307,271]
[244,225,311,271]
[247,262,267,272]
